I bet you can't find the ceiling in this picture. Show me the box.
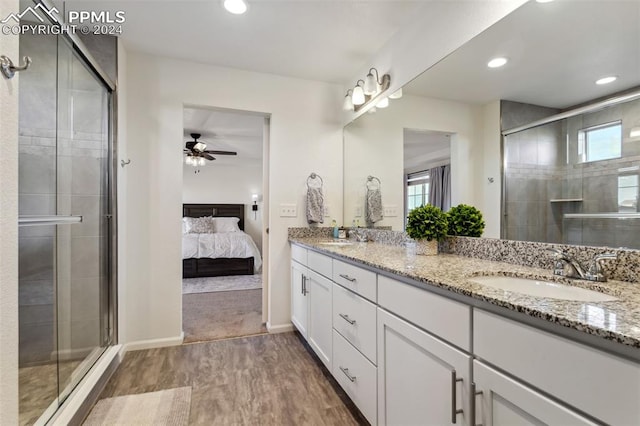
[66,0,423,84]
[183,107,264,167]
[403,129,450,171]
[404,0,640,109]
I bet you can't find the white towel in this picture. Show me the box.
[306,186,324,224]
[366,188,383,224]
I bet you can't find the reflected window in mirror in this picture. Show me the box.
[618,174,638,213]
[407,170,430,217]
[578,121,622,163]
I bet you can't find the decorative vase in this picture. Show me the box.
[415,239,438,255]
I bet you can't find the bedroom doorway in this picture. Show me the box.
[181,106,269,343]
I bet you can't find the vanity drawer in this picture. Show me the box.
[474,309,640,426]
[333,330,377,425]
[333,259,377,302]
[378,275,470,351]
[333,283,377,364]
[307,250,332,278]
[291,244,307,265]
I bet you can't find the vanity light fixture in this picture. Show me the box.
[389,88,403,99]
[367,107,377,114]
[487,57,508,68]
[345,70,391,112]
[596,76,617,85]
[343,89,354,111]
[223,0,248,14]
[352,80,366,106]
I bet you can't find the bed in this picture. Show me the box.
[182,204,262,278]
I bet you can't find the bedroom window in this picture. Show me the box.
[578,121,622,163]
[407,170,429,213]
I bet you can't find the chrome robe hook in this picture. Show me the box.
[0,55,32,79]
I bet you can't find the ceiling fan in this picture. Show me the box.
[183,133,237,165]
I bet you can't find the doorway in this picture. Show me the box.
[181,106,269,343]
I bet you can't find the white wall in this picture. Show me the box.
[344,94,482,230]
[183,163,264,252]
[0,0,19,422]
[343,0,528,123]
[120,50,343,343]
[480,100,502,238]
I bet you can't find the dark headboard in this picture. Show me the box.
[183,204,245,231]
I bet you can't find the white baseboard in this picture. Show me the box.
[122,332,184,352]
[266,322,294,334]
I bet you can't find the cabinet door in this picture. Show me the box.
[378,308,471,426]
[291,260,308,338]
[307,270,332,369]
[473,361,597,426]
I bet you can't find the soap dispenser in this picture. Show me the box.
[331,219,339,238]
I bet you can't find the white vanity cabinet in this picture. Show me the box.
[290,246,332,370]
[377,308,472,426]
[474,309,640,425]
[473,361,597,426]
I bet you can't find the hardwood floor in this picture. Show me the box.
[182,289,267,344]
[99,333,367,425]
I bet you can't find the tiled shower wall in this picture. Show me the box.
[502,97,640,249]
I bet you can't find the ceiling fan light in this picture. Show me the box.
[198,157,206,166]
[193,142,207,152]
[185,156,193,166]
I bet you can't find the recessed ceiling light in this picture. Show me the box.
[536,0,554,3]
[596,76,617,85]
[223,0,248,14]
[487,57,508,68]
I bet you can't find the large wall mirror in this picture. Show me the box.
[343,0,640,249]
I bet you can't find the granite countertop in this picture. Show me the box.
[290,237,640,351]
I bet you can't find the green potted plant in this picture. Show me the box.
[406,204,448,255]
[447,204,485,237]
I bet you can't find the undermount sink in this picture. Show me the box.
[319,241,354,247]
[469,276,618,302]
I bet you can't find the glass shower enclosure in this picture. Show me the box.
[17,12,115,426]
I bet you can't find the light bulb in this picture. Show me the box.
[352,85,365,105]
[223,0,247,14]
[343,93,354,111]
[389,88,403,99]
[185,157,193,166]
[364,71,378,95]
[376,97,389,108]
[198,157,206,166]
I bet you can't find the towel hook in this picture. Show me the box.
[120,159,131,168]
[0,55,32,79]
[307,172,323,188]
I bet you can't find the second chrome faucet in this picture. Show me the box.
[546,248,617,282]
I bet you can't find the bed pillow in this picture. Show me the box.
[183,216,215,233]
[213,217,241,233]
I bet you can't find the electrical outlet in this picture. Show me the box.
[383,205,398,217]
[279,204,297,217]
[323,204,330,217]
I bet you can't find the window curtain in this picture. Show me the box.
[428,165,451,211]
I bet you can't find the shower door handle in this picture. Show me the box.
[19,215,83,226]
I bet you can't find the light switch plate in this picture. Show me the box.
[279,204,297,217]
[323,204,330,217]
[355,206,363,217]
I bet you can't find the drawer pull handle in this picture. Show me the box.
[339,273,356,282]
[339,366,356,382]
[471,382,483,426]
[339,313,356,325]
[451,370,464,423]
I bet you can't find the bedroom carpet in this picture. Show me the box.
[182,274,262,294]
[182,289,267,343]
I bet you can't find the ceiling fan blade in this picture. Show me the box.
[202,153,216,161]
[204,150,237,155]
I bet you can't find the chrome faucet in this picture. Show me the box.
[546,248,617,282]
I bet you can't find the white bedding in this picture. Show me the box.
[182,231,262,272]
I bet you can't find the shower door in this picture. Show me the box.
[18,29,113,426]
